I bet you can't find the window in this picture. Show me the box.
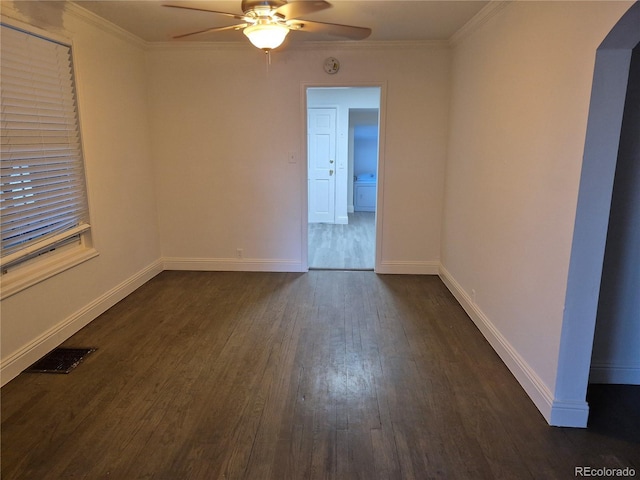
[0,22,95,297]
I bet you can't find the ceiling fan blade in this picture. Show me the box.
[288,19,371,40]
[173,23,248,39]
[163,3,246,21]
[276,1,331,20]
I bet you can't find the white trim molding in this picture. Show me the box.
[149,39,449,53]
[549,400,590,428]
[590,363,640,385]
[64,1,146,49]
[377,260,440,275]
[0,259,163,387]
[449,0,512,47]
[0,246,99,301]
[438,264,561,426]
[0,2,146,49]
[162,257,306,273]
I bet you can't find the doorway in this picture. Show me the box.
[306,86,381,270]
[590,44,640,386]
[554,2,640,427]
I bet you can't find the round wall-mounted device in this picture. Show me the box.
[323,57,340,74]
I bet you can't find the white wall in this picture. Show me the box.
[440,1,633,425]
[350,109,379,212]
[590,45,640,385]
[0,2,161,384]
[148,43,449,274]
[354,125,379,176]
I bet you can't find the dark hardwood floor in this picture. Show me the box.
[2,271,639,479]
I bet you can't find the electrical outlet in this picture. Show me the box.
[236,248,243,259]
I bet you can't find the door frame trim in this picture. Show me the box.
[301,82,387,272]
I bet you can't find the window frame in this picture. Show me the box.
[0,17,97,299]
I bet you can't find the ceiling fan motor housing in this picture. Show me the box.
[241,0,287,15]
[165,1,371,43]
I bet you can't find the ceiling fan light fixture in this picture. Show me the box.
[243,23,289,51]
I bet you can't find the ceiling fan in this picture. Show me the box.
[163,1,372,51]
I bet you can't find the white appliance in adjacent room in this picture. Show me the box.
[354,173,377,212]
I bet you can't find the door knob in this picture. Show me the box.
[329,169,334,176]
[330,159,334,164]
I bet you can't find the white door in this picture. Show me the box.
[308,108,337,223]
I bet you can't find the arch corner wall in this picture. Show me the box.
[552,2,640,428]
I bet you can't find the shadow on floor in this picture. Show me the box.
[587,384,640,443]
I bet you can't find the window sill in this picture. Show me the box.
[0,246,99,300]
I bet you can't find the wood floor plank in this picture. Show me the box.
[2,271,639,479]
[308,212,375,270]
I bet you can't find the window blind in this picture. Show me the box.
[1,24,90,267]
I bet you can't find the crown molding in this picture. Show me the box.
[64,2,147,49]
[0,1,146,49]
[449,0,512,47]
[148,38,449,53]
[147,41,253,53]
[294,39,449,51]
[3,0,484,53]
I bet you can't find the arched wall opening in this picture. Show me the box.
[553,2,640,428]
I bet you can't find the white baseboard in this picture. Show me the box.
[162,257,306,273]
[438,265,565,426]
[377,260,440,275]
[164,257,438,275]
[549,400,590,428]
[0,259,163,387]
[589,364,640,385]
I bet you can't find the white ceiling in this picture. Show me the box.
[72,1,489,44]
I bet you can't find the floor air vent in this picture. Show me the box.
[25,347,96,374]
